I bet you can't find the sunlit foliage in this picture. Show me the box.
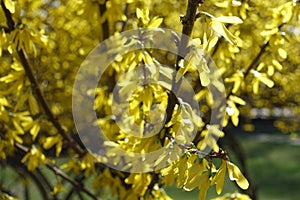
[0,0,299,199]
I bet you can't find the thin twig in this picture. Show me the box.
[46,163,99,200]
[99,0,109,41]
[65,188,75,200]
[36,168,59,200]
[14,143,100,200]
[12,163,50,200]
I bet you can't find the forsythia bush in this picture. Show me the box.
[0,0,299,199]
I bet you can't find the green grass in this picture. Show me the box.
[165,134,300,200]
[242,138,300,200]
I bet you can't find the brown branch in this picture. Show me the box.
[22,168,50,200]
[14,143,100,200]
[99,0,109,41]
[176,0,204,70]
[0,2,14,30]
[165,0,204,125]
[46,163,99,200]
[36,168,59,200]
[17,50,84,154]
[1,1,85,156]
[76,190,84,200]
[7,158,50,200]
